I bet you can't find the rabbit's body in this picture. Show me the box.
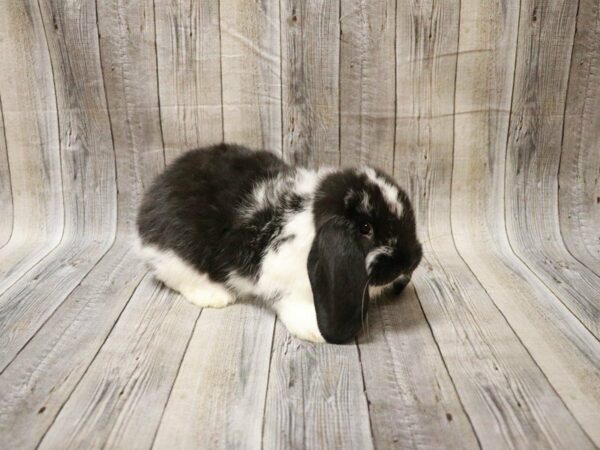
[137,144,422,343]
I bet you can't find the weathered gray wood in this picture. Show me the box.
[38,276,198,450]
[0,0,117,370]
[339,0,395,169]
[393,0,595,447]
[220,0,282,153]
[280,0,340,167]
[358,289,479,449]
[0,95,12,248]
[153,304,275,450]
[97,0,166,234]
[415,256,595,449]
[2,0,600,448]
[263,323,373,450]
[155,0,223,162]
[504,0,600,339]
[0,0,64,292]
[0,245,145,449]
[451,0,600,444]
[559,0,600,271]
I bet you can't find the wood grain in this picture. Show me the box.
[358,289,479,449]
[280,0,340,167]
[0,0,64,293]
[220,0,282,153]
[38,275,198,450]
[0,0,117,371]
[451,0,600,444]
[263,323,373,450]
[504,0,600,339]
[97,0,166,234]
[1,0,599,447]
[0,245,145,449]
[0,95,13,248]
[154,0,223,162]
[339,0,395,169]
[153,304,275,450]
[559,0,600,271]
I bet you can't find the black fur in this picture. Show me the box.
[137,144,291,282]
[308,219,368,343]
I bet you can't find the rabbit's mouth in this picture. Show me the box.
[368,273,411,299]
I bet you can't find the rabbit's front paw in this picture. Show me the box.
[182,283,236,309]
[275,298,325,343]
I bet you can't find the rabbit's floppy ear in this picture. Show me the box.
[308,220,368,344]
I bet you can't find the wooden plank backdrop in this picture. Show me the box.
[0,0,599,448]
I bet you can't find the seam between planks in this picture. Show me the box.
[337,0,342,166]
[412,283,482,449]
[278,0,284,159]
[149,306,203,449]
[391,0,398,175]
[259,318,278,450]
[355,337,375,448]
[0,93,15,250]
[152,0,167,166]
[217,0,225,143]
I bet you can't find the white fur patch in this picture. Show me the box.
[274,296,325,343]
[362,167,404,218]
[366,246,393,272]
[233,187,325,342]
[139,242,235,308]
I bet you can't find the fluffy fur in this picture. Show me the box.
[137,144,422,343]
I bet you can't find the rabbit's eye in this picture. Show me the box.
[359,222,372,236]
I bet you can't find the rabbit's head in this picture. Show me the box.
[308,167,422,343]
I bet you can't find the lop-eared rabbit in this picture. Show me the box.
[137,144,422,343]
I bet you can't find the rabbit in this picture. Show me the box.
[136,144,422,344]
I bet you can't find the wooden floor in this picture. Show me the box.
[1,0,600,448]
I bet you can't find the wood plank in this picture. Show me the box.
[280,0,340,167]
[339,0,395,169]
[97,0,166,234]
[38,275,198,450]
[153,304,275,450]
[0,95,13,248]
[337,5,473,445]
[451,0,600,444]
[414,256,596,449]
[358,289,479,449]
[220,0,281,153]
[0,0,64,293]
[0,0,118,370]
[262,323,373,450]
[503,0,600,338]
[0,244,144,449]
[393,0,594,446]
[154,0,223,162]
[0,0,168,443]
[559,0,600,271]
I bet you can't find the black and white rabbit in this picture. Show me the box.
[136,144,422,343]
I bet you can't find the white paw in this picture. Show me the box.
[183,286,235,309]
[275,298,325,343]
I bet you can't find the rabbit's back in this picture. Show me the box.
[137,144,288,279]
